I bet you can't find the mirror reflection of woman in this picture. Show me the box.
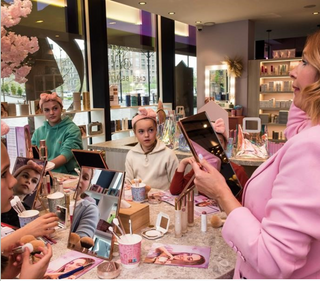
[44,257,95,279]
[71,167,99,238]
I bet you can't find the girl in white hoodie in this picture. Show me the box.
[125,107,179,190]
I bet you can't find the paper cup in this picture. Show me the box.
[118,234,142,269]
[131,183,146,202]
[18,210,40,227]
[47,192,65,213]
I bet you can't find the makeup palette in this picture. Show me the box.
[141,212,170,240]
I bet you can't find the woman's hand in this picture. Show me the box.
[23,213,59,238]
[19,244,53,279]
[191,159,241,214]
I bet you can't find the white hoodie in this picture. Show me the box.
[125,140,179,190]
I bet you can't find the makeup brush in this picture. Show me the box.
[20,235,36,244]
[210,215,226,228]
[58,262,95,279]
[12,243,34,254]
[112,218,125,237]
[129,219,133,235]
[108,226,121,240]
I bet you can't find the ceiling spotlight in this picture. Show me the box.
[195,21,202,24]
[313,11,319,15]
[168,12,175,15]
[55,35,59,38]
[36,20,43,23]
[139,1,146,4]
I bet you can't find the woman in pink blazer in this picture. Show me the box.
[191,30,320,279]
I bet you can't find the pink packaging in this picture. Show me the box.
[118,234,142,269]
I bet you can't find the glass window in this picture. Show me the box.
[106,2,158,105]
[1,0,86,116]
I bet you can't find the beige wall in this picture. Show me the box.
[196,20,255,115]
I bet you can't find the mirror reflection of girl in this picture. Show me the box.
[13,160,43,200]
[44,257,95,279]
[71,167,99,238]
[144,246,205,266]
[31,92,83,175]
[125,107,179,190]
[170,118,248,202]
[2,159,43,228]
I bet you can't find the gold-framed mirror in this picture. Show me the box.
[67,166,125,260]
[1,157,47,228]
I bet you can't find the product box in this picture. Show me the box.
[6,125,31,171]
[259,113,271,124]
[118,201,150,234]
[279,110,289,124]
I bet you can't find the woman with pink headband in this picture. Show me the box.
[125,107,179,190]
[31,92,83,175]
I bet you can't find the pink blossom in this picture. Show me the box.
[1,0,39,83]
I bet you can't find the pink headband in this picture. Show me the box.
[1,120,10,136]
[213,118,228,141]
[39,92,63,108]
[13,160,44,177]
[132,107,157,127]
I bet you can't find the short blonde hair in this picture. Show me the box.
[299,30,320,125]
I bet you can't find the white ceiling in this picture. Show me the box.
[112,0,320,40]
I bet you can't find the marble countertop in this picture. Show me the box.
[229,157,266,166]
[50,196,236,279]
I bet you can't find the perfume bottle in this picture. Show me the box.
[39,139,47,161]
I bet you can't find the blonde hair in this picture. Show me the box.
[299,30,320,125]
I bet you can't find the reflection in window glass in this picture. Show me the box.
[1,1,86,111]
[108,45,157,105]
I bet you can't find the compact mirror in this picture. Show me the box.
[142,212,170,240]
[178,111,243,197]
[1,157,46,228]
[68,166,125,260]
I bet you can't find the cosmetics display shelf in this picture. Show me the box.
[268,138,286,143]
[110,103,172,140]
[265,123,287,126]
[248,58,300,139]
[2,108,105,150]
[260,91,293,95]
[259,107,290,111]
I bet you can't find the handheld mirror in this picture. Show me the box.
[178,111,243,197]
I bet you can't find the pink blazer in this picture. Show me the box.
[222,104,320,279]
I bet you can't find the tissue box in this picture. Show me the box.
[119,201,150,233]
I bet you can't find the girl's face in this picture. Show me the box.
[42,100,62,126]
[134,119,157,152]
[1,143,17,213]
[289,47,319,109]
[64,258,86,272]
[78,168,92,195]
[173,253,201,263]
[14,168,40,195]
